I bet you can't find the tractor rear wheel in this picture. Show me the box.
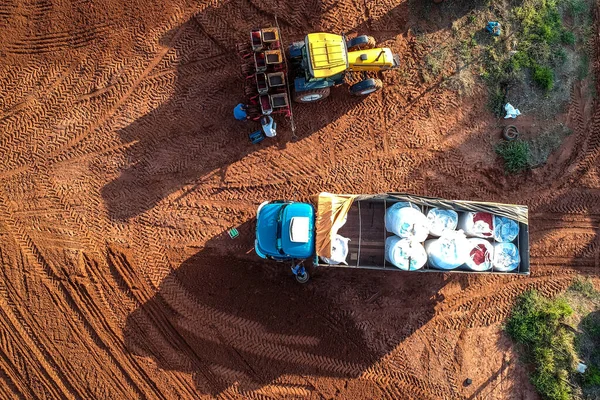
[349,78,383,96]
[293,87,330,103]
[347,35,376,51]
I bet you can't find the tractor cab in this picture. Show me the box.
[289,33,347,100]
[305,33,348,79]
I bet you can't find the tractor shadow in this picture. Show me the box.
[345,0,490,44]
[100,6,369,222]
[123,218,448,396]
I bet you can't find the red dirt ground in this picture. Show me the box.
[0,0,599,399]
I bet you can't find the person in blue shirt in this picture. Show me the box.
[233,103,248,121]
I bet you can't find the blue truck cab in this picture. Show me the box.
[255,201,315,261]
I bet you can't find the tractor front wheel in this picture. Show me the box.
[293,87,330,103]
[347,35,376,51]
[349,78,383,96]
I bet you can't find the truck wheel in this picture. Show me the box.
[347,35,376,51]
[349,78,382,96]
[295,270,310,284]
[293,87,330,103]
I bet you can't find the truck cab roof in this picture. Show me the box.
[255,202,315,260]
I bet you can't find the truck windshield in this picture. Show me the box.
[275,204,287,254]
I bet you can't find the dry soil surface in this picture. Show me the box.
[0,0,599,399]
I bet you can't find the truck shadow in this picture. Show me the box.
[122,218,447,396]
[100,6,369,222]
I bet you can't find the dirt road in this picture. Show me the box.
[0,0,598,398]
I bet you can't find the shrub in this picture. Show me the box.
[584,365,600,387]
[506,290,575,400]
[533,65,554,91]
[496,140,530,173]
[561,31,575,46]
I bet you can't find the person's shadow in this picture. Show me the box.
[120,218,446,396]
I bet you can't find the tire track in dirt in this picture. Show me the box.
[1,0,599,398]
[4,23,114,54]
[47,17,187,162]
[0,193,172,398]
[106,248,198,398]
[107,247,230,395]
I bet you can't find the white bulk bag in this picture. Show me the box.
[427,208,458,237]
[493,242,520,272]
[464,238,493,271]
[458,211,494,238]
[385,236,427,271]
[385,202,430,242]
[424,230,470,270]
[493,216,519,243]
[320,234,349,265]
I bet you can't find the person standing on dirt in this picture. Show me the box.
[233,103,248,121]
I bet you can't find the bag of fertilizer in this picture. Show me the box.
[427,208,458,237]
[320,234,349,265]
[493,216,519,243]
[464,238,493,271]
[385,236,427,271]
[385,202,430,242]
[424,230,470,270]
[458,211,494,238]
[492,242,520,272]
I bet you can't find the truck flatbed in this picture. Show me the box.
[317,193,530,275]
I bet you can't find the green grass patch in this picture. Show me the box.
[480,0,593,118]
[566,0,588,17]
[578,52,590,80]
[573,293,600,397]
[496,140,530,173]
[527,123,572,167]
[583,365,600,386]
[570,277,598,299]
[422,48,449,83]
[506,290,577,400]
[510,0,566,91]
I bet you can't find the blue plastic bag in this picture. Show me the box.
[485,21,501,37]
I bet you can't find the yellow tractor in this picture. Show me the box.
[288,33,399,102]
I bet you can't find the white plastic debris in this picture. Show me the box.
[504,103,521,119]
[320,234,350,265]
[577,362,587,374]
